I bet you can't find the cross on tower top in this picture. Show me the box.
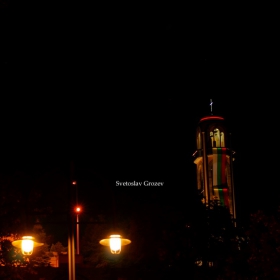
[210,99,213,115]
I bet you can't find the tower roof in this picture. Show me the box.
[199,115,224,123]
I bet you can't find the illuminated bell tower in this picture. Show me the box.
[193,100,236,220]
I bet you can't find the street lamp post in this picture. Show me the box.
[74,206,81,255]
[68,163,131,280]
[68,175,76,280]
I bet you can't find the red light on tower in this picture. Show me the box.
[72,181,77,185]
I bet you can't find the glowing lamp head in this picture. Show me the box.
[12,236,44,256]
[21,236,34,255]
[99,234,131,254]
[109,235,122,254]
[74,206,82,213]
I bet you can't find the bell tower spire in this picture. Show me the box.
[193,100,236,223]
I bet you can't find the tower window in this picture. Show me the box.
[210,128,225,147]
[197,132,202,149]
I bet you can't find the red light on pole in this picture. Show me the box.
[74,206,82,213]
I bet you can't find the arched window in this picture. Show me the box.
[197,131,202,149]
[220,132,225,147]
[210,127,225,147]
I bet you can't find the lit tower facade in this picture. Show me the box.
[193,100,236,220]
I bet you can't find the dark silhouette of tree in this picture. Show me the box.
[245,208,280,279]
[189,198,250,280]
[50,241,67,254]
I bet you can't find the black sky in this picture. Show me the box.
[1,2,279,226]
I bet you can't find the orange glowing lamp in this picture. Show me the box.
[12,236,44,256]
[99,234,131,254]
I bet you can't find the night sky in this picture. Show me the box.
[1,2,279,233]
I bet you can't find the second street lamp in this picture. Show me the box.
[99,234,131,254]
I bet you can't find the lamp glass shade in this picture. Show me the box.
[22,237,34,255]
[109,235,122,254]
